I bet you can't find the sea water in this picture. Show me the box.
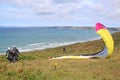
[0,27,99,53]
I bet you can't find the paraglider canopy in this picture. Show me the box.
[52,23,114,59]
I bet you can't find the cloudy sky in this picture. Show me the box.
[0,0,120,27]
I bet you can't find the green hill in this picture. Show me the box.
[0,32,120,80]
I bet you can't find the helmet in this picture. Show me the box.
[8,47,10,50]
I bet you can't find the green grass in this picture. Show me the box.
[0,32,120,80]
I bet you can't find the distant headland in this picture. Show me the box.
[49,26,120,31]
[1,26,120,31]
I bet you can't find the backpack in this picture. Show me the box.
[9,49,16,55]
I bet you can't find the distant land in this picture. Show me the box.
[49,26,120,31]
[1,26,120,31]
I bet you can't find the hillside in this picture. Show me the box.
[0,32,120,80]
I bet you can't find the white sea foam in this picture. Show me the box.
[18,37,100,53]
[0,36,100,54]
[18,41,77,52]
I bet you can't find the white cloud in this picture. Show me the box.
[53,0,81,4]
[0,0,120,26]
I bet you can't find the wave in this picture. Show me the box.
[18,41,77,52]
[0,36,100,54]
[18,37,100,52]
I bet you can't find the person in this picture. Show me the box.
[12,46,20,61]
[6,46,20,62]
[63,47,66,52]
[6,47,13,62]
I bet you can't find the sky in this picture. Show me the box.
[0,0,120,27]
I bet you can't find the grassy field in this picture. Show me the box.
[0,32,120,80]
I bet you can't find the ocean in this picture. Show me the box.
[0,27,99,54]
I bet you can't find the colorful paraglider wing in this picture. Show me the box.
[52,23,114,59]
[95,23,114,58]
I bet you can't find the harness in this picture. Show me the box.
[9,49,17,55]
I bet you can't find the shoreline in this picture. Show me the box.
[0,31,118,55]
[0,27,118,55]
[0,53,5,55]
[0,37,100,55]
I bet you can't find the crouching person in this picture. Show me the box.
[6,46,20,62]
[12,46,20,61]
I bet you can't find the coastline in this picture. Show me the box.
[0,26,118,54]
[0,30,118,55]
[0,27,99,53]
[0,37,100,55]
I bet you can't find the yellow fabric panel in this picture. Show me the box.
[97,29,114,58]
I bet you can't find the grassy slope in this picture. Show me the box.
[0,32,120,80]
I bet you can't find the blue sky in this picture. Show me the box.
[0,0,120,27]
